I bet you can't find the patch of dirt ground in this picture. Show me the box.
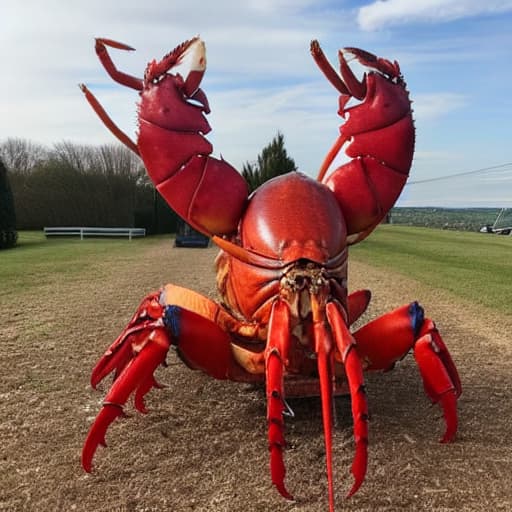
[1,240,511,511]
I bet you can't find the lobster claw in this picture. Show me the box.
[82,405,124,473]
[311,39,414,243]
[180,39,207,97]
[90,292,163,388]
[145,37,206,98]
[414,319,462,443]
[82,321,171,472]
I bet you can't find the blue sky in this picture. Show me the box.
[2,0,512,206]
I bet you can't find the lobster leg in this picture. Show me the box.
[82,288,252,473]
[265,299,293,500]
[353,302,461,443]
[347,289,372,326]
[79,38,144,153]
[326,302,369,498]
[89,292,162,388]
[79,84,139,154]
[311,304,336,511]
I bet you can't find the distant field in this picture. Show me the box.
[350,225,512,315]
[390,207,501,231]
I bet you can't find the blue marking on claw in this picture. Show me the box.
[163,305,181,339]
[408,301,424,337]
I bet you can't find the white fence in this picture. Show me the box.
[44,227,146,240]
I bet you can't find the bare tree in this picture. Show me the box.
[52,141,93,173]
[97,145,143,178]
[0,138,48,175]
[2,138,175,231]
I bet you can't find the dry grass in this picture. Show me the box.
[1,238,511,511]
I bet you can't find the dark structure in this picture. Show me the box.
[174,218,209,248]
[0,158,17,249]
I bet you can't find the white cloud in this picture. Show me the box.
[413,92,468,121]
[358,0,512,31]
[0,0,355,176]
[2,0,512,208]
[206,82,343,175]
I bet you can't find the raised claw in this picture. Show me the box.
[310,41,372,101]
[312,40,414,240]
[338,50,366,100]
[144,36,206,96]
[343,47,400,79]
[310,40,350,95]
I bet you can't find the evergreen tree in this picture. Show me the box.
[0,158,17,249]
[242,132,297,193]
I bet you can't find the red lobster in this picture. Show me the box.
[80,37,462,511]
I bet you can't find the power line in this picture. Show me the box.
[406,162,512,185]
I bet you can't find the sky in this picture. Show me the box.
[2,0,512,207]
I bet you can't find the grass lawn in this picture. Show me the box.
[350,225,512,315]
[3,227,510,316]
[2,228,512,511]
[0,231,170,295]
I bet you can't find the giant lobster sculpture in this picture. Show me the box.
[80,37,462,511]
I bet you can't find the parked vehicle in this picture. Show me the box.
[480,208,512,235]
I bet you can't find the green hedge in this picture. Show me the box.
[0,159,17,249]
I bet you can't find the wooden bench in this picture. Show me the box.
[43,227,146,240]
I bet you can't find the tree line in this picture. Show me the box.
[0,132,297,247]
[0,138,178,234]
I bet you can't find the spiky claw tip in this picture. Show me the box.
[81,405,124,473]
